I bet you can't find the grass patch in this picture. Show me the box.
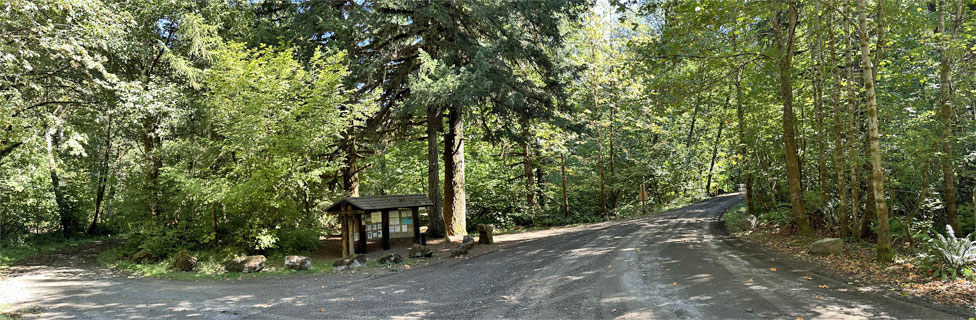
[722,202,748,232]
[0,234,107,270]
[98,249,337,280]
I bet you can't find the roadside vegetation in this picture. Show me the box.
[0,234,106,270]
[3,0,976,310]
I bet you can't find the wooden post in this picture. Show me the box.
[356,213,367,254]
[340,213,349,257]
[346,205,355,256]
[381,209,391,250]
[412,207,421,244]
[640,182,647,216]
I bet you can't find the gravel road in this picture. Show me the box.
[2,193,971,319]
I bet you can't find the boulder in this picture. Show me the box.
[408,245,434,258]
[809,238,844,255]
[333,254,367,271]
[223,255,266,273]
[477,224,495,244]
[284,255,311,271]
[172,250,197,272]
[729,213,756,231]
[378,253,404,265]
[451,236,476,257]
[130,250,155,264]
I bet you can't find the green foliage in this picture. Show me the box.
[924,225,976,280]
[0,234,105,269]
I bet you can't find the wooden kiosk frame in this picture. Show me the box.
[326,194,433,257]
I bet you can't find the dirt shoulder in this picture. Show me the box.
[726,221,976,314]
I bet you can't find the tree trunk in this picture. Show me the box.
[769,0,812,236]
[88,118,113,235]
[426,105,446,238]
[588,47,607,220]
[856,0,892,262]
[706,115,726,195]
[342,142,360,197]
[827,9,851,237]
[609,104,617,209]
[937,0,964,235]
[561,153,569,218]
[142,114,163,220]
[45,114,73,234]
[813,26,828,209]
[443,104,466,236]
[845,7,862,237]
[536,166,546,208]
[523,122,537,212]
[731,26,755,216]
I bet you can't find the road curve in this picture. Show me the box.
[2,193,969,319]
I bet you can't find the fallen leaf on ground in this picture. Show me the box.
[611,309,617,313]
[770,267,777,272]
[319,308,324,312]
[818,284,830,289]
[815,296,823,300]
[796,317,804,320]
[608,265,612,269]
[672,282,678,286]
[748,278,754,283]
[746,308,753,313]
[801,276,813,281]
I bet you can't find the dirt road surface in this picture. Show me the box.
[2,193,970,319]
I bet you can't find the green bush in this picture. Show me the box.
[273,229,320,255]
[923,225,976,280]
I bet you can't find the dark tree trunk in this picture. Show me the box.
[443,104,466,236]
[706,116,726,196]
[769,0,813,236]
[342,141,360,197]
[45,109,74,234]
[425,105,446,238]
[88,119,113,234]
[827,8,851,237]
[561,153,569,218]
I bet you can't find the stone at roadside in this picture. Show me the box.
[223,255,267,273]
[284,255,311,271]
[172,250,197,272]
[477,224,495,244]
[130,250,155,264]
[408,245,434,258]
[809,238,844,255]
[378,253,404,265]
[333,254,367,271]
[732,214,756,231]
[451,236,476,257]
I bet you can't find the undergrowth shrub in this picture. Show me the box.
[923,225,976,280]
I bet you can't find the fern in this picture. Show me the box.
[928,225,976,272]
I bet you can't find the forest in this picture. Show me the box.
[2,0,976,277]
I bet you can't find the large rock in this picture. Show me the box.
[223,255,266,273]
[172,250,197,272]
[130,250,155,264]
[477,224,495,244]
[378,253,404,265]
[408,245,433,258]
[809,238,844,255]
[451,236,476,257]
[732,214,756,231]
[333,254,367,271]
[284,255,311,271]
